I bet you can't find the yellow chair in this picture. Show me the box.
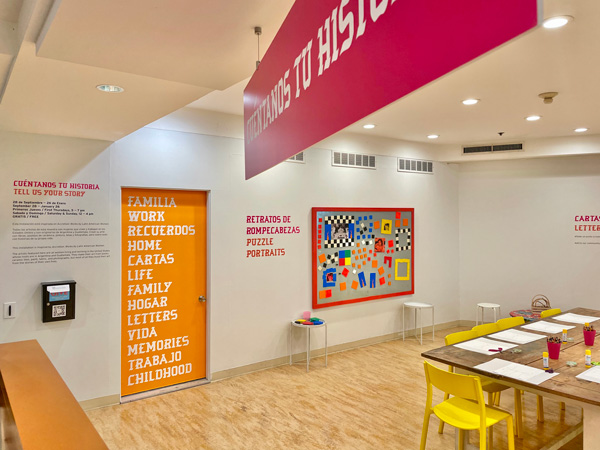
[440,330,516,434]
[497,316,525,330]
[472,323,500,336]
[421,361,515,450]
[541,308,562,318]
[445,329,477,345]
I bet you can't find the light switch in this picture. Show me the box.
[3,302,16,319]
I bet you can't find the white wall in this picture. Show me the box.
[3,121,599,403]
[0,131,115,401]
[458,154,600,320]
[3,126,459,403]
[112,127,460,375]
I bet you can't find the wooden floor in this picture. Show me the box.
[87,328,583,449]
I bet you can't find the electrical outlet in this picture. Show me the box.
[4,302,16,319]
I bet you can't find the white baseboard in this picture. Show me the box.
[80,394,121,411]
[211,319,463,382]
[80,319,467,407]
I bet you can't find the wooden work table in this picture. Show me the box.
[0,340,108,450]
[422,307,600,450]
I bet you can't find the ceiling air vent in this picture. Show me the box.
[493,143,523,152]
[463,143,523,154]
[332,151,376,170]
[397,158,433,174]
[287,152,305,163]
[463,145,493,154]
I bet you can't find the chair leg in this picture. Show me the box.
[513,389,523,438]
[487,391,496,447]
[560,401,566,411]
[458,429,466,450]
[506,415,515,450]
[438,393,450,434]
[420,412,431,450]
[537,395,544,422]
[479,427,486,450]
[495,391,501,406]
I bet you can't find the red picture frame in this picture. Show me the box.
[312,207,414,309]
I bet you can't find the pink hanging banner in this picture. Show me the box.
[244,0,541,179]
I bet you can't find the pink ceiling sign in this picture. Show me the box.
[244,0,540,179]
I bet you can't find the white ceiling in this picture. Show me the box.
[191,0,600,147]
[0,1,22,23]
[0,0,294,141]
[0,0,598,148]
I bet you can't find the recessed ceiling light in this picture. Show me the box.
[574,127,588,133]
[462,98,479,106]
[427,134,439,139]
[525,115,541,121]
[96,84,124,93]
[543,16,573,29]
[363,124,376,129]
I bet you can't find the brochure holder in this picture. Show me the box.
[41,280,76,323]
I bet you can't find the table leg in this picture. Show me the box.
[456,429,465,449]
[289,323,292,365]
[324,323,328,367]
[306,326,310,373]
[514,389,523,438]
[537,422,582,450]
[414,308,418,342]
[419,308,423,345]
[583,405,600,450]
[402,304,405,341]
[455,429,478,450]
[432,306,435,341]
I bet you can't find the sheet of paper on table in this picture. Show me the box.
[553,313,600,324]
[475,359,559,385]
[576,366,600,383]
[454,337,518,355]
[490,329,546,344]
[522,321,576,334]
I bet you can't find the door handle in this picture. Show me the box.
[198,296,206,302]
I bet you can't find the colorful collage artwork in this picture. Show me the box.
[312,208,414,309]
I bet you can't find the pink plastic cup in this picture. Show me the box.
[547,341,561,360]
[584,330,596,346]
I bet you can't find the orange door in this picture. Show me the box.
[121,188,207,397]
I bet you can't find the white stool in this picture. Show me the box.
[476,303,501,325]
[289,321,327,372]
[402,302,434,345]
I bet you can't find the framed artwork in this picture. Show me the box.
[312,207,414,309]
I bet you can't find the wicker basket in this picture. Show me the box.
[531,294,551,314]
